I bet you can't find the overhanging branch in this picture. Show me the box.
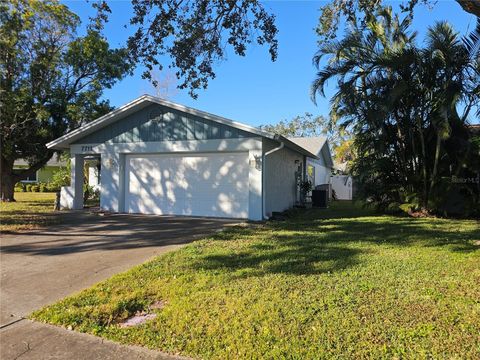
[13,151,55,182]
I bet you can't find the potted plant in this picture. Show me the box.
[300,180,313,207]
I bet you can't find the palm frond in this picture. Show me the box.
[463,18,480,59]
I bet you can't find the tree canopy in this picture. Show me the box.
[90,0,477,98]
[259,113,331,138]
[316,0,480,46]
[93,0,278,98]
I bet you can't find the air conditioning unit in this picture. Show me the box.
[311,189,328,208]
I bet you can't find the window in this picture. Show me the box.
[307,165,315,185]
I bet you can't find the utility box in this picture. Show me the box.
[311,189,328,208]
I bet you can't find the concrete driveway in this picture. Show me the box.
[0,211,239,359]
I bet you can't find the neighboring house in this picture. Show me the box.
[14,157,66,183]
[47,95,334,220]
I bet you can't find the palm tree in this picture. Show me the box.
[312,7,480,213]
[463,18,480,59]
[312,7,421,207]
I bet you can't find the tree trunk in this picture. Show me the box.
[1,175,15,202]
[0,156,16,202]
[0,151,56,201]
[429,132,442,203]
[417,118,429,208]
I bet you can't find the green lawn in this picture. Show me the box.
[32,202,480,359]
[0,192,57,232]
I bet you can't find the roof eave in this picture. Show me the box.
[323,140,334,167]
[46,95,153,150]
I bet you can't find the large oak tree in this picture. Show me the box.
[0,0,131,201]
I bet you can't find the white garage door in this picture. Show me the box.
[125,152,249,218]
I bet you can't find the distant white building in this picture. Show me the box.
[331,175,353,200]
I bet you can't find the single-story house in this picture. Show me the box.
[14,157,66,183]
[47,95,334,220]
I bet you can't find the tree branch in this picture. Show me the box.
[456,0,480,16]
[12,151,54,182]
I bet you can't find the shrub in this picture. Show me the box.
[91,188,100,200]
[39,183,48,192]
[31,184,40,192]
[14,182,26,192]
[50,165,71,189]
[46,183,61,192]
[25,184,32,192]
[385,202,402,215]
[399,203,416,214]
[300,180,313,204]
[83,184,96,202]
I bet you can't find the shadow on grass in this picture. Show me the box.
[194,238,362,276]
[1,201,477,267]
[276,214,479,253]
[0,210,57,217]
[191,203,479,277]
[0,211,59,227]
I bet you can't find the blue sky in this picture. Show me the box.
[64,0,477,127]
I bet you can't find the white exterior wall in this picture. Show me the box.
[59,186,74,209]
[306,156,331,186]
[71,153,85,210]
[248,148,263,220]
[69,138,264,220]
[88,165,100,190]
[263,139,303,217]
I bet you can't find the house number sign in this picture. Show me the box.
[81,146,93,152]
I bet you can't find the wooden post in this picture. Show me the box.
[54,191,61,211]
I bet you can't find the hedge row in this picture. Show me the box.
[14,182,61,193]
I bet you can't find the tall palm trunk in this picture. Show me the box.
[429,131,442,205]
[416,116,429,208]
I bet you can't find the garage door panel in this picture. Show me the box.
[126,153,248,218]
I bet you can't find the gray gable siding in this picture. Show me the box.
[73,103,255,144]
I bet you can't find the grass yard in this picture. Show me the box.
[0,192,57,232]
[32,202,480,359]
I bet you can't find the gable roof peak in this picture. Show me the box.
[47,95,274,149]
[45,95,321,160]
